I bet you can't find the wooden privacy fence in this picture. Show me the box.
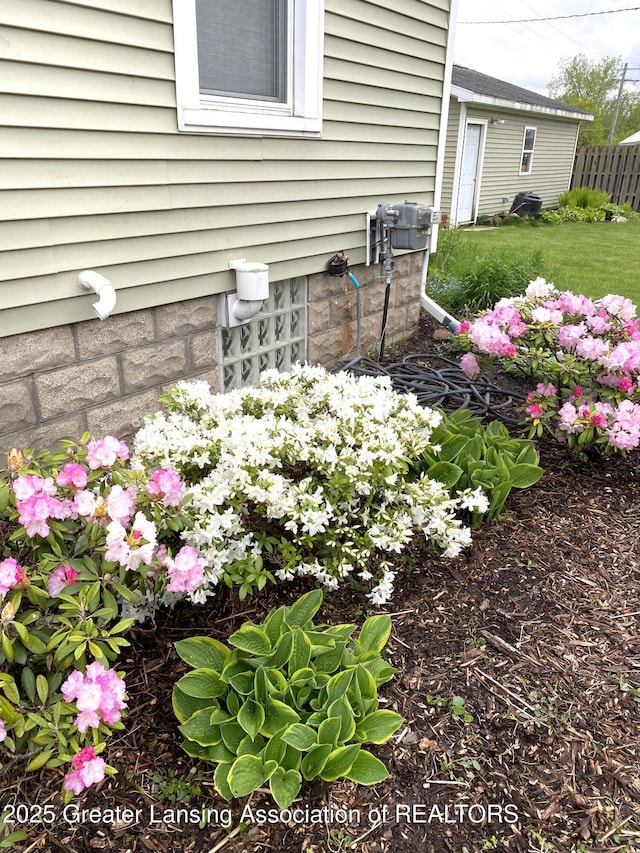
[571,144,640,211]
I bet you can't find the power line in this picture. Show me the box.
[459,6,640,24]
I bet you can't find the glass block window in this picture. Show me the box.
[221,277,307,391]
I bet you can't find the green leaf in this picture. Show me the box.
[435,434,469,462]
[509,463,543,489]
[174,636,230,670]
[344,749,389,785]
[301,743,332,780]
[25,749,55,772]
[36,674,49,705]
[214,762,234,801]
[281,723,317,751]
[426,461,464,488]
[269,767,302,809]
[178,709,223,747]
[318,716,341,747]
[228,755,269,797]
[171,682,212,723]
[262,605,286,645]
[355,664,378,705]
[355,615,392,656]
[320,744,361,781]
[261,698,300,738]
[355,710,403,744]
[515,444,539,465]
[285,589,323,627]
[289,627,311,674]
[227,669,255,696]
[220,722,247,754]
[237,734,266,757]
[327,669,354,703]
[328,696,356,743]
[228,625,272,657]
[237,698,266,741]
[267,629,293,669]
[0,830,29,847]
[177,668,226,699]
[21,667,36,702]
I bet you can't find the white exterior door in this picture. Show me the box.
[458,123,483,223]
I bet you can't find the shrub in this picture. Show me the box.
[172,589,403,808]
[541,206,606,224]
[0,437,196,798]
[427,229,546,314]
[411,411,543,525]
[558,186,610,209]
[133,366,488,604]
[455,279,640,455]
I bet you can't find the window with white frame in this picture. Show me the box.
[520,126,537,175]
[172,0,325,137]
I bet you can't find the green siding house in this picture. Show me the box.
[0,0,457,450]
[441,66,593,226]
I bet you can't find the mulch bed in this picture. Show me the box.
[3,314,640,853]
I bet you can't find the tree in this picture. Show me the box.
[548,54,640,146]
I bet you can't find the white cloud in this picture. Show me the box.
[452,0,640,95]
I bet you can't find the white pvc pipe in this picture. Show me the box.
[77,270,117,320]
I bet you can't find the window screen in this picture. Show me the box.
[195,0,287,102]
[520,127,536,174]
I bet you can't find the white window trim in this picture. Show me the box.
[172,0,324,137]
[519,125,537,175]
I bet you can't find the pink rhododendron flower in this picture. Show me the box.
[86,436,129,470]
[525,277,556,298]
[13,475,57,501]
[62,663,127,733]
[599,294,636,321]
[63,747,107,795]
[146,468,185,507]
[48,564,80,598]
[460,352,481,379]
[456,321,470,334]
[0,718,6,742]
[16,493,71,538]
[525,403,544,419]
[56,462,88,490]
[535,382,557,397]
[575,335,607,360]
[72,489,100,519]
[105,512,157,570]
[162,545,206,593]
[106,484,137,524]
[0,558,25,600]
[572,385,583,398]
[557,323,586,351]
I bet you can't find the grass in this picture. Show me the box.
[449,219,640,304]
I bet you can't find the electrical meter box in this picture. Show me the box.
[376,202,441,250]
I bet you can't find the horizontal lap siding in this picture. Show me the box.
[467,109,578,216]
[0,0,450,336]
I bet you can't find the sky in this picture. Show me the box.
[452,1,640,96]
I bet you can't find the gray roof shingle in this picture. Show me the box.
[452,65,592,116]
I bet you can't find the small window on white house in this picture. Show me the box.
[520,126,537,175]
[172,0,325,137]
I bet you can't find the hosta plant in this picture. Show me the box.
[172,589,403,808]
[412,411,543,525]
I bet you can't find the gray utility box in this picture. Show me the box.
[379,202,441,250]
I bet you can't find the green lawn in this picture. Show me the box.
[451,219,640,303]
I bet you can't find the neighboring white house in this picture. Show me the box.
[0,0,458,450]
[441,66,593,225]
[619,131,640,145]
